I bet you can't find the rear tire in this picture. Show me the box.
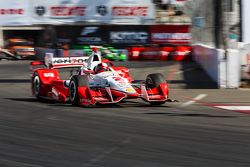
[145,73,166,105]
[69,75,89,106]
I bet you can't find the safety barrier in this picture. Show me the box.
[128,45,192,61]
[193,44,240,88]
[239,43,250,82]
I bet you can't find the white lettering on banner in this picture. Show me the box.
[0,9,24,15]
[50,6,85,16]
[112,6,148,16]
[111,32,148,40]
[152,33,191,41]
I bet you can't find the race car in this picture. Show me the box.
[0,48,21,60]
[6,38,35,59]
[72,45,127,61]
[30,48,170,106]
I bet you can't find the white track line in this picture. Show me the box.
[180,94,207,107]
[175,68,195,75]
[216,106,250,111]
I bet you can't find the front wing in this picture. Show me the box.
[77,83,169,106]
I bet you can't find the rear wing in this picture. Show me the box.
[30,53,88,71]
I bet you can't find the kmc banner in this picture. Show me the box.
[55,25,150,47]
[0,0,31,25]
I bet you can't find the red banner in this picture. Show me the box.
[150,25,191,45]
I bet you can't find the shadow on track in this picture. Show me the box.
[5,97,171,109]
[5,97,55,104]
[144,112,238,118]
[49,103,171,109]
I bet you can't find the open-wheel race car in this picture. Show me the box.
[30,49,170,106]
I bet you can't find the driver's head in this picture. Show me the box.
[95,63,108,73]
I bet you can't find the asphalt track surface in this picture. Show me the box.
[0,60,250,167]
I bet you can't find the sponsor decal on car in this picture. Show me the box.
[125,87,135,93]
[52,57,86,64]
[51,88,59,98]
[43,73,55,77]
[116,70,125,77]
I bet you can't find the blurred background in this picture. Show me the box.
[0,0,249,88]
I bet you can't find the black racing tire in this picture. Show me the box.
[146,73,166,89]
[69,75,89,106]
[32,72,42,100]
[146,73,166,106]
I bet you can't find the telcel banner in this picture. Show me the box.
[32,0,155,24]
[0,0,31,25]
[32,0,87,24]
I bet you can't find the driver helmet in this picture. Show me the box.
[95,63,109,73]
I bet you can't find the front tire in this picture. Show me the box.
[145,73,166,105]
[146,73,166,89]
[69,75,89,106]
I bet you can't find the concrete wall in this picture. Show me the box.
[239,43,250,80]
[193,44,241,88]
[193,44,219,82]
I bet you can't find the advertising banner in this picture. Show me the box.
[109,0,155,24]
[150,25,191,44]
[56,25,108,45]
[0,0,154,25]
[107,25,149,46]
[32,0,154,24]
[32,0,87,24]
[55,25,191,47]
[0,0,31,25]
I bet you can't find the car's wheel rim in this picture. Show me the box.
[70,81,76,102]
[34,76,40,96]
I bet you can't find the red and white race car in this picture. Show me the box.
[30,49,170,106]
